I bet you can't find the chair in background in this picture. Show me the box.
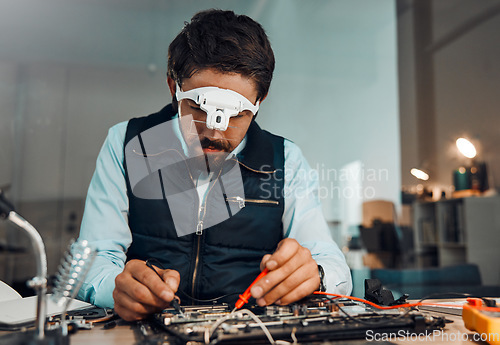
[360,200,415,269]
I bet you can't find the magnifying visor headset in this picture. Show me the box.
[176,84,260,131]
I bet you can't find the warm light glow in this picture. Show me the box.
[411,168,429,181]
[456,138,477,158]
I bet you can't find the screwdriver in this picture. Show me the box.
[146,260,185,317]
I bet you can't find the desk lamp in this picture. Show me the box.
[410,168,429,181]
[453,137,488,194]
[409,167,433,200]
[456,138,476,159]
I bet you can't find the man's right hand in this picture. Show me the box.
[113,259,180,321]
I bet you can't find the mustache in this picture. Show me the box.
[200,137,231,152]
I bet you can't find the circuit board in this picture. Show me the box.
[134,296,446,345]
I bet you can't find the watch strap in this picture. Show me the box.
[317,264,326,292]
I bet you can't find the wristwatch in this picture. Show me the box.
[318,264,326,292]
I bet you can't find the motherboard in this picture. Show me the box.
[134,296,446,345]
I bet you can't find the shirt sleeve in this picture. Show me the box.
[282,140,352,295]
[76,121,130,308]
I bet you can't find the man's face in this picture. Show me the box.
[168,68,259,158]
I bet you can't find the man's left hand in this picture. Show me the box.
[250,238,320,306]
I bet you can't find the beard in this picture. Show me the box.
[199,137,232,152]
[187,137,234,174]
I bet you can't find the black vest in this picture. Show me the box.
[123,104,285,304]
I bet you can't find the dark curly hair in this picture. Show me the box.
[167,9,275,104]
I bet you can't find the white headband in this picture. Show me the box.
[175,84,259,131]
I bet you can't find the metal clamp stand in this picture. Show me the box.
[0,190,68,345]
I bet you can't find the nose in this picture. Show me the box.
[199,122,225,140]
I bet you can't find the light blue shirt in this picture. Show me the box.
[77,118,352,308]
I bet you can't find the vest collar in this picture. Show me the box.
[236,122,277,173]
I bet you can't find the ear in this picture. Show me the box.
[258,93,268,104]
[167,76,176,97]
[253,93,267,121]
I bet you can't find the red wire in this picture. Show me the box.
[313,291,423,309]
[313,291,500,312]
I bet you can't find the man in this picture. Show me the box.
[77,9,351,321]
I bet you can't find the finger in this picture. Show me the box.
[146,263,180,293]
[264,238,300,271]
[252,244,314,299]
[129,262,176,302]
[116,270,172,307]
[251,251,305,299]
[256,261,319,306]
[260,254,272,271]
[270,276,320,306]
[113,288,162,321]
[160,269,180,293]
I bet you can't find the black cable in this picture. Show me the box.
[321,294,430,327]
[415,291,496,307]
[312,295,404,326]
[331,299,412,327]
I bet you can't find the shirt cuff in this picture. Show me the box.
[314,258,353,296]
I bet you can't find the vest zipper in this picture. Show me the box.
[192,202,205,300]
[225,196,246,208]
[191,230,202,300]
[191,167,224,301]
[226,196,279,207]
[196,208,204,235]
[245,198,279,205]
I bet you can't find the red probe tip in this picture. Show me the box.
[234,268,270,310]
